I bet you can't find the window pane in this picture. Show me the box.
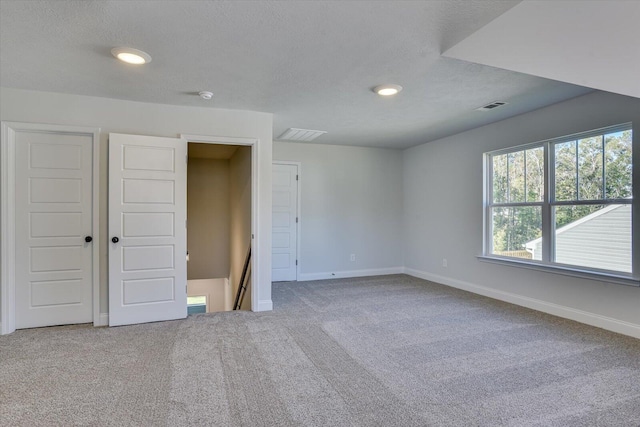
[553,204,631,273]
[577,135,603,200]
[605,130,632,199]
[187,295,207,305]
[508,151,525,202]
[555,141,577,201]
[492,206,541,259]
[525,147,544,202]
[492,154,508,203]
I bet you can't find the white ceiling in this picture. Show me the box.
[444,1,640,99]
[0,1,595,149]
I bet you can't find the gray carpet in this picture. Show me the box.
[1,274,639,426]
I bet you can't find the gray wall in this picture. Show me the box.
[273,141,404,279]
[403,91,640,328]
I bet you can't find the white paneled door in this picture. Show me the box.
[272,163,298,281]
[108,134,187,326]
[15,130,94,329]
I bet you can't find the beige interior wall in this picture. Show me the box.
[229,146,252,310]
[187,157,230,280]
[186,278,231,312]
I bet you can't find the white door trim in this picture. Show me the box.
[273,161,301,281]
[1,122,100,335]
[181,134,261,311]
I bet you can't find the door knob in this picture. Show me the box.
[112,237,119,243]
[85,236,93,243]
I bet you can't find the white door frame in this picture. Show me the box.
[181,134,261,311]
[272,161,301,281]
[1,122,100,335]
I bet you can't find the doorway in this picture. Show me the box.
[187,143,252,312]
[107,133,261,328]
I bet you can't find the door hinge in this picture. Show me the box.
[296,217,298,223]
[186,154,188,163]
[296,174,299,181]
[296,260,298,266]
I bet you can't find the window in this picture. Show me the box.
[187,295,207,315]
[485,124,634,278]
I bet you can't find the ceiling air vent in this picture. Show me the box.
[277,128,327,142]
[476,101,508,112]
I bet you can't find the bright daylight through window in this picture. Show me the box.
[485,124,633,277]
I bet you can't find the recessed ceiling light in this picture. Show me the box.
[374,84,403,96]
[111,47,152,65]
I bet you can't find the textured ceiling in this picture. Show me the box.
[445,1,640,99]
[0,0,593,148]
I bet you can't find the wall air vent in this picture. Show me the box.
[476,101,508,112]
[277,128,327,142]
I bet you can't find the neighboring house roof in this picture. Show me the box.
[525,204,631,273]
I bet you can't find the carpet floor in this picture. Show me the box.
[1,274,639,426]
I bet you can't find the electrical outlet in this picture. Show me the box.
[442,258,448,268]
[350,254,356,262]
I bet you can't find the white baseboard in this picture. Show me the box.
[95,313,109,327]
[404,267,640,339]
[255,299,273,312]
[297,267,404,282]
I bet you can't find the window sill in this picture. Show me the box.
[477,255,640,287]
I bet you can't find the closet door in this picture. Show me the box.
[108,133,187,326]
[14,127,95,329]
[272,163,298,281]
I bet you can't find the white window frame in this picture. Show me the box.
[481,123,639,287]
